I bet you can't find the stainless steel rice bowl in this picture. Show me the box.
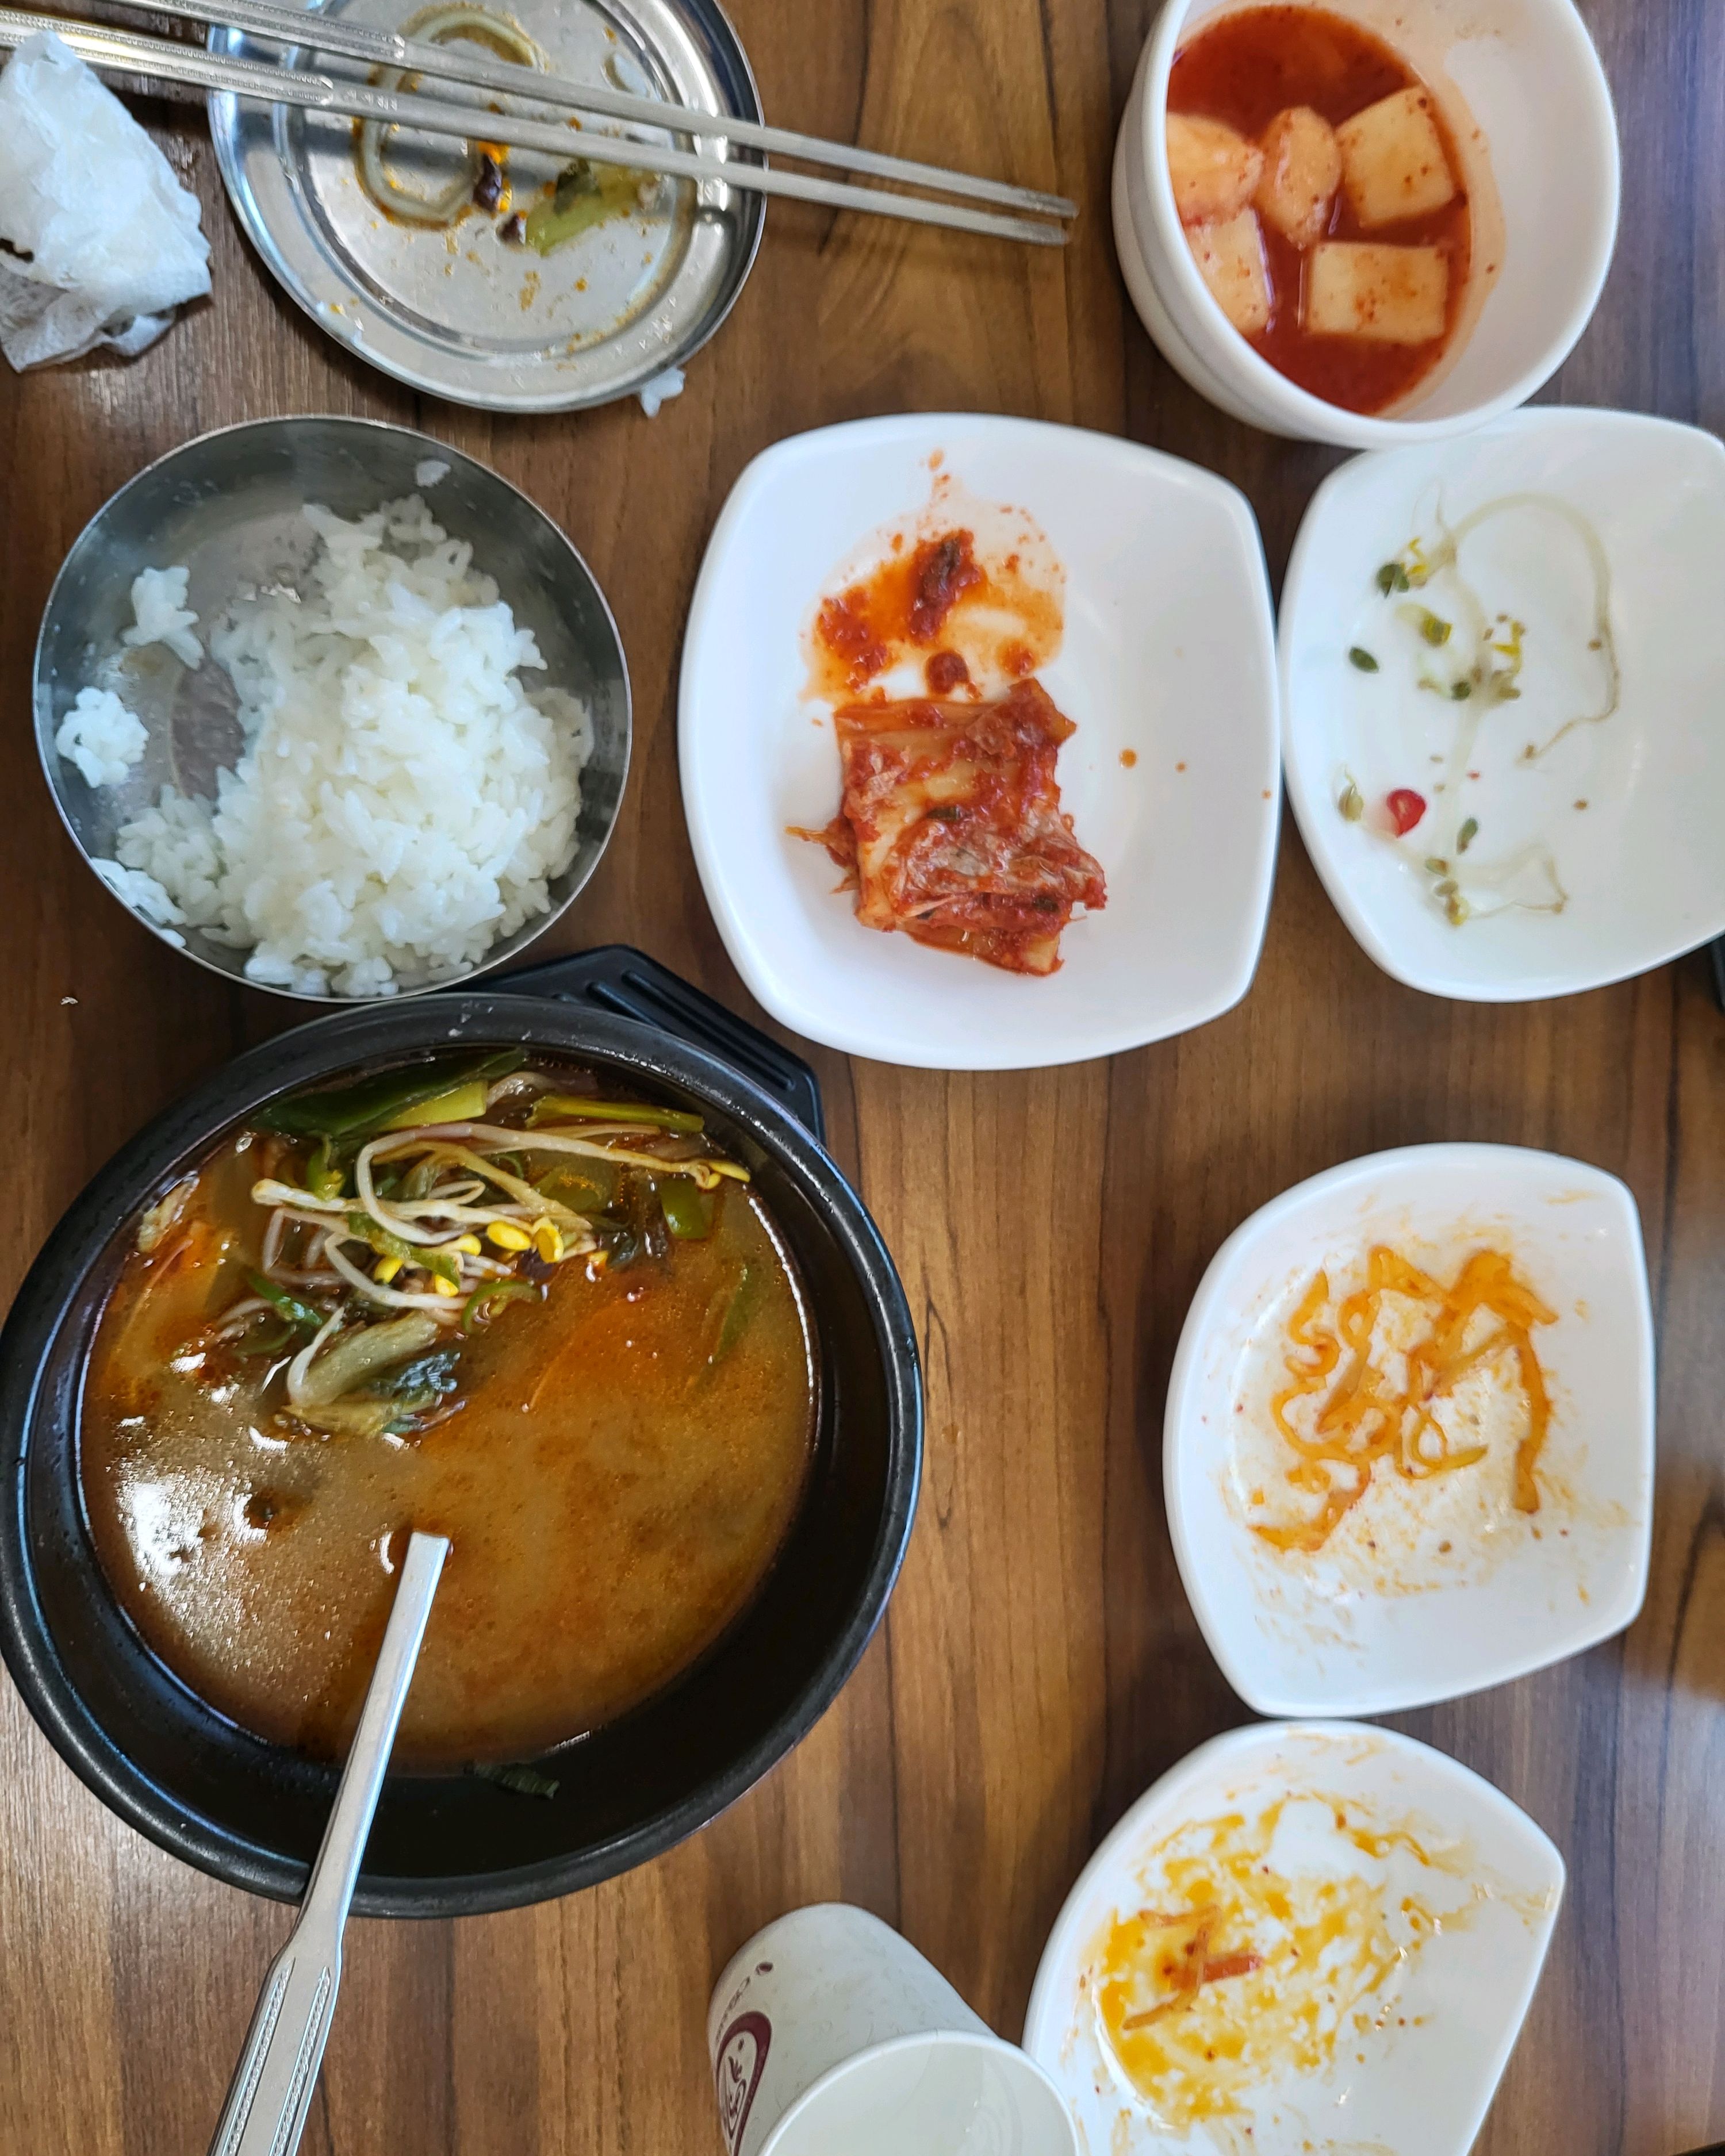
[33,415,631,1003]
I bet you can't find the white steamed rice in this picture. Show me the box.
[110,493,589,997]
[121,563,202,666]
[88,857,185,945]
[56,684,147,785]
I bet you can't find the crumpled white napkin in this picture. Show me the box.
[0,30,211,370]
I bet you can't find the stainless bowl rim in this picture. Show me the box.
[32,414,634,1007]
[0,993,922,1914]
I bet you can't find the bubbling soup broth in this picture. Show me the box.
[78,1051,817,1767]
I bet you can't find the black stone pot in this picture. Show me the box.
[0,959,920,1916]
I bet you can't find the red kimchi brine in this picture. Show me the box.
[799,472,1106,976]
[1166,5,1497,417]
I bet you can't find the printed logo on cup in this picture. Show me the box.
[713,2009,772,2155]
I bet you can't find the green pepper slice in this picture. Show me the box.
[244,1270,327,1330]
[706,1264,757,1366]
[306,1138,345,1201]
[255,1049,526,1142]
[346,1212,415,1267]
[527,1094,704,1135]
[461,1279,540,1333]
[658,1178,715,1240]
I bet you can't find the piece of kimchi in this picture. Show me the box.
[815,678,1107,976]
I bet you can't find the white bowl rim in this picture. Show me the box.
[1278,405,1725,1003]
[1161,1138,1656,1716]
[1023,1715,1566,2124]
[1130,0,1622,447]
[678,408,1284,1070]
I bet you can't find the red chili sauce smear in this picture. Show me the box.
[810,527,1063,704]
[815,530,984,693]
[1169,6,1471,416]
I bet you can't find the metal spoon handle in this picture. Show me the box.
[207,1531,449,2156]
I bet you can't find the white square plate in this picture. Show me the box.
[1024,1721,1564,2156]
[679,413,1279,1069]
[1281,409,1725,1000]
[1164,1144,1655,1717]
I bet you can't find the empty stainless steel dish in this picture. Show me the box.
[208,0,765,411]
[33,414,631,1003]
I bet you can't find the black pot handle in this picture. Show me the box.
[481,945,825,1142]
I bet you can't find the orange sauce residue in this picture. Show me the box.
[1257,1246,1556,1554]
[1094,1797,1457,2130]
[807,525,1063,702]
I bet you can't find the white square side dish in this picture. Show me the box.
[1023,1721,1565,2156]
[1281,407,1725,1000]
[678,412,1279,1070]
[1164,1142,1655,1717]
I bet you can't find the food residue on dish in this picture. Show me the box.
[1167,5,1482,416]
[79,1052,815,1766]
[795,473,1105,975]
[520,156,666,256]
[1228,1239,1563,1585]
[356,5,540,231]
[1090,1788,1473,2130]
[1339,493,1620,926]
[355,4,670,255]
[804,510,1064,706]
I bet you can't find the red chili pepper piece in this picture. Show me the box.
[1385,788,1427,837]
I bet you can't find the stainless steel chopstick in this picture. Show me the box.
[84,0,1076,220]
[0,9,1068,246]
[205,1530,448,2156]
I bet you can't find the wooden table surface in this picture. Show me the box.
[3,1,1723,2150]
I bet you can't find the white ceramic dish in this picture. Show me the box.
[1114,0,1619,446]
[1281,408,1725,1002]
[1164,1142,1655,1718]
[679,413,1279,1071]
[1023,1720,1564,2156]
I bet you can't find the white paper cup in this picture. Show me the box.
[1114,0,1619,446]
[707,1905,1077,2156]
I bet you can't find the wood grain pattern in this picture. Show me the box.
[2,1,1723,2150]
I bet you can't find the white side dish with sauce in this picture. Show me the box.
[1025,1723,1564,2156]
[1163,1143,1655,1719]
[1282,408,1725,1000]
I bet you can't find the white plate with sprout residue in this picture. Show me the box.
[1023,1721,1564,2156]
[1281,408,1725,1001]
[1163,1143,1655,1719]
